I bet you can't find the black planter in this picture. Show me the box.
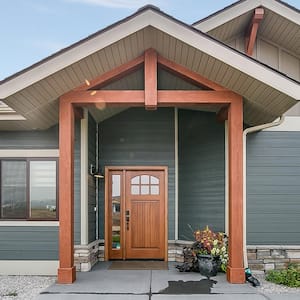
[196,254,220,279]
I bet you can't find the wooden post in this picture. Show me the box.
[57,99,76,284]
[227,97,245,283]
[144,48,158,110]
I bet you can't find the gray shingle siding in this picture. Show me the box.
[247,131,300,245]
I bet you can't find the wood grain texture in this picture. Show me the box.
[57,100,76,283]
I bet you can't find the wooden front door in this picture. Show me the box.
[105,167,167,260]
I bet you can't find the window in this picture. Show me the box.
[130,175,160,195]
[0,159,58,220]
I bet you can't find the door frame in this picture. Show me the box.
[104,166,168,261]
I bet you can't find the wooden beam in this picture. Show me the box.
[61,90,145,106]
[216,106,228,122]
[57,100,76,284]
[74,54,144,91]
[62,90,240,106]
[144,48,158,110]
[227,97,245,283]
[158,55,228,91]
[157,90,239,105]
[245,8,264,56]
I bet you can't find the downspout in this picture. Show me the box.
[95,123,99,240]
[243,115,285,269]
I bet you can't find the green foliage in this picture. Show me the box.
[266,264,300,288]
[192,225,228,272]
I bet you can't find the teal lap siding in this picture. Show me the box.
[247,131,300,245]
[0,226,58,260]
[99,108,175,239]
[178,109,225,240]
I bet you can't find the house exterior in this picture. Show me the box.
[0,0,299,284]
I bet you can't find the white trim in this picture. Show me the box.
[247,245,300,250]
[0,260,59,275]
[194,0,300,32]
[0,149,59,157]
[224,121,229,235]
[0,114,26,120]
[263,116,300,131]
[0,221,59,226]
[81,109,89,245]
[174,108,179,240]
[0,9,299,100]
[74,239,101,250]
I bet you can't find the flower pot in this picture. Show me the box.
[196,254,220,279]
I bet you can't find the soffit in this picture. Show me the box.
[0,7,299,130]
[204,8,300,57]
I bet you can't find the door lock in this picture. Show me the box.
[126,210,130,230]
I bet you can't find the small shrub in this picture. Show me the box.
[266,264,300,288]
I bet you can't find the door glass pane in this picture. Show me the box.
[150,185,159,195]
[1,161,27,218]
[131,176,140,184]
[112,175,121,249]
[141,175,149,184]
[30,161,57,219]
[150,176,159,184]
[141,185,149,195]
[131,185,140,195]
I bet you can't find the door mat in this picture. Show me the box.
[108,260,169,270]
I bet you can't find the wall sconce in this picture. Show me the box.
[89,164,104,179]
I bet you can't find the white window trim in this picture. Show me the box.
[0,149,59,157]
[0,221,59,226]
[0,154,59,221]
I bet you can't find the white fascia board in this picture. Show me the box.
[0,11,153,99]
[194,0,261,32]
[0,114,26,120]
[194,0,300,32]
[1,8,299,101]
[149,12,300,100]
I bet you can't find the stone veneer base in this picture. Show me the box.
[74,240,300,273]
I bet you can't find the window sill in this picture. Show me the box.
[0,221,59,226]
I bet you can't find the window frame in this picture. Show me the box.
[0,157,59,221]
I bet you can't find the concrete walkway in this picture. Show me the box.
[37,262,300,300]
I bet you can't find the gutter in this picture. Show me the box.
[243,115,285,268]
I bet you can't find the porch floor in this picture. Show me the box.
[37,262,298,300]
[37,262,287,300]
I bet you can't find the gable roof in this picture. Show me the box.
[0,4,299,130]
[193,0,300,56]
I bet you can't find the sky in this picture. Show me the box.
[0,0,299,80]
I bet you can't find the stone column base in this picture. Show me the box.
[74,240,101,272]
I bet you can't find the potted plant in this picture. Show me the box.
[192,226,228,278]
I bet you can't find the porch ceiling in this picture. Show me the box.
[0,6,299,130]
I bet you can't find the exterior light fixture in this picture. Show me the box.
[89,164,104,179]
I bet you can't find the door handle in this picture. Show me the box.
[126,210,130,230]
